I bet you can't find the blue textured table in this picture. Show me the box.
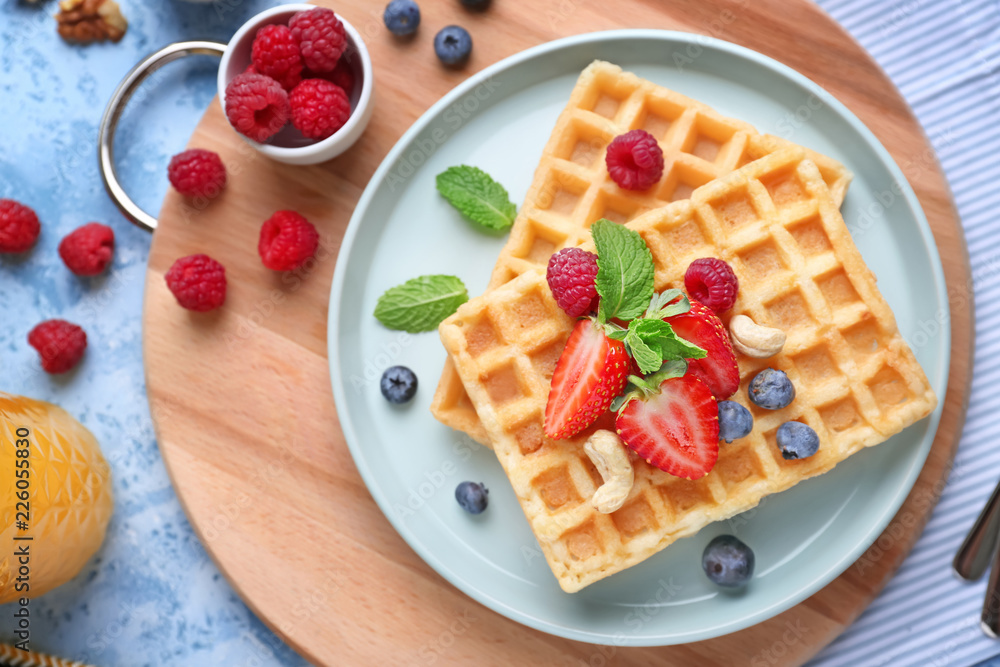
[1,0,999,665]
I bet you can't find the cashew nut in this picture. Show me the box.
[584,430,634,514]
[729,315,786,358]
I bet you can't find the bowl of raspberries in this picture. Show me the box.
[218,4,373,165]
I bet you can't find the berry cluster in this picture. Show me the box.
[1,198,119,374]
[225,8,355,144]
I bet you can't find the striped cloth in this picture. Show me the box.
[811,0,1000,666]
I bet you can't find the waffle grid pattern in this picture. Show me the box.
[431,60,852,447]
[438,147,936,592]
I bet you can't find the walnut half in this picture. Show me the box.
[56,0,128,44]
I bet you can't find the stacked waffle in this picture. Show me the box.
[432,61,936,592]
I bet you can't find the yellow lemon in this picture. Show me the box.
[0,393,114,603]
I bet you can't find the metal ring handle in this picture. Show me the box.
[99,40,226,232]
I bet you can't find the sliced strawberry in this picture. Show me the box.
[616,375,719,479]
[665,300,739,399]
[544,318,630,440]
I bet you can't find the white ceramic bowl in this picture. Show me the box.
[217,4,374,166]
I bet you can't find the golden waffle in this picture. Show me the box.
[438,147,936,592]
[431,60,852,446]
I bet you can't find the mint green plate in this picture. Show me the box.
[328,30,947,645]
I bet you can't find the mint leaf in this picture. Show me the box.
[592,219,654,323]
[625,318,707,366]
[436,166,517,232]
[374,275,468,333]
[645,289,690,319]
[612,361,688,414]
[626,330,663,374]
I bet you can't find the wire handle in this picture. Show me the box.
[98,40,226,232]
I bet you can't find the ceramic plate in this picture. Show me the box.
[328,30,948,645]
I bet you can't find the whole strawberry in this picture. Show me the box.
[28,320,87,374]
[258,211,320,271]
[0,199,40,253]
[59,223,115,276]
[665,300,740,400]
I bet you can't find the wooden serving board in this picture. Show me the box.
[143,0,973,664]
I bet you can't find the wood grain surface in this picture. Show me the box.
[143,0,973,664]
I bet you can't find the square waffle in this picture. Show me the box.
[437,146,936,592]
[431,60,852,446]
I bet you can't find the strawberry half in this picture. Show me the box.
[544,318,630,440]
[616,374,720,479]
[665,300,739,400]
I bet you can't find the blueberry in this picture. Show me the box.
[702,535,755,588]
[455,481,489,514]
[380,365,418,404]
[459,0,491,9]
[383,0,420,36]
[434,25,472,68]
[776,421,820,460]
[718,400,753,443]
[748,368,795,410]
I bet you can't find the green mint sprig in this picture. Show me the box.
[374,275,468,333]
[610,360,689,413]
[436,165,517,233]
[591,220,705,374]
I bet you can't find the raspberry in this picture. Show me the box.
[58,223,115,276]
[0,199,40,253]
[258,211,319,271]
[328,58,355,95]
[28,320,87,374]
[290,79,351,140]
[546,248,599,317]
[167,149,227,199]
[290,8,347,73]
[605,129,664,191]
[225,72,290,143]
[251,24,303,91]
[684,258,739,313]
[165,254,227,312]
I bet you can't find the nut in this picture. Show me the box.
[584,430,634,514]
[56,0,128,44]
[729,314,786,358]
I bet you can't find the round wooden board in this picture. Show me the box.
[144,0,973,664]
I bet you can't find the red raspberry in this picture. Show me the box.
[58,223,115,276]
[329,58,355,95]
[251,24,303,91]
[546,248,599,317]
[605,129,665,191]
[290,8,347,73]
[167,149,227,199]
[0,199,40,253]
[306,57,355,96]
[225,72,290,143]
[165,254,227,312]
[684,258,739,313]
[258,211,319,271]
[290,79,351,140]
[28,320,87,374]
